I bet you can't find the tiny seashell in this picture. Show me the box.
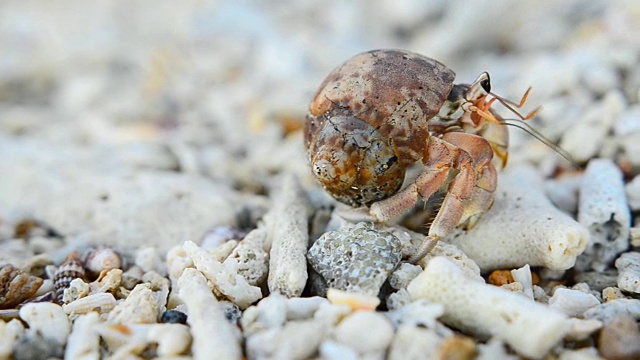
[0,264,44,309]
[54,251,86,305]
[83,248,121,277]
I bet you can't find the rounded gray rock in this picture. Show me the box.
[307,222,402,296]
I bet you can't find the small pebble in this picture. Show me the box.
[437,335,476,360]
[603,287,626,302]
[487,270,515,286]
[12,333,64,360]
[615,252,640,293]
[626,175,640,211]
[246,319,325,360]
[285,297,328,321]
[319,340,358,360]
[148,323,192,357]
[334,311,394,354]
[598,315,640,360]
[583,299,640,324]
[161,309,188,324]
[388,325,443,360]
[558,347,602,360]
[386,299,446,331]
[220,301,242,325]
[549,288,601,317]
[476,339,519,360]
[566,318,603,341]
[574,270,619,292]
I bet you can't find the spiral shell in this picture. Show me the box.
[54,251,86,304]
[84,248,122,277]
[305,49,455,206]
[0,264,44,309]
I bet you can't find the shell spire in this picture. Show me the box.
[53,251,86,304]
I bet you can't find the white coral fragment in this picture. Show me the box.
[64,312,100,360]
[0,319,24,359]
[96,322,192,357]
[183,240,262,309]
[178,268,242,360]
[266,174,309,297]
[407,257,570,358]
[228,226,269,286]
[577,159,630,271]
[63,292,117,315]
[19,302,71,346]
[448,165,589,272]
[107,283,161,324]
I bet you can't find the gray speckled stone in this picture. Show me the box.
[307,222,402,296]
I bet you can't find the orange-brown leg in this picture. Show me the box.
[369,136,469,222]
[441,132,497,230]
[367,133,497,263]
[409,133,496,263]
[366,136,473,263]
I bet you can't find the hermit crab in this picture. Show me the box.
[304,49,566,263]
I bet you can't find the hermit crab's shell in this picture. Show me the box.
[304,49,456,206]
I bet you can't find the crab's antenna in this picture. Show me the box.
[501,118,577,166]
[490,87,542,121]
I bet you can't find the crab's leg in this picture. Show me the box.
[368,136,473,262]
[441,132,497,230]
[368,136,469,223]
[409,133,496,263]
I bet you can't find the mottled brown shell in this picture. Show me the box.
[0,264,43,309]
[305,49,455,206]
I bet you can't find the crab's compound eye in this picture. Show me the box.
[479,72,491,93]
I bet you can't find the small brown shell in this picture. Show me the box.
[54,251,86,304]
[0,264,44,309]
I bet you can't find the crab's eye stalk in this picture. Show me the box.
[479,72,491,93]
[464,72,492,102]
